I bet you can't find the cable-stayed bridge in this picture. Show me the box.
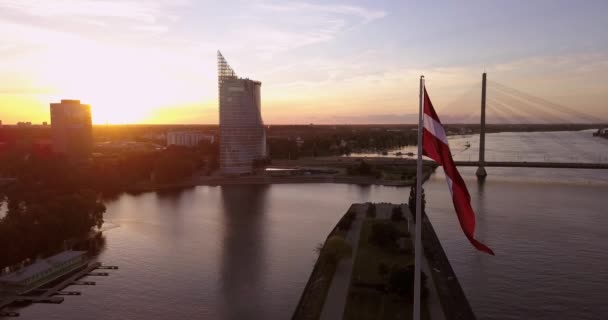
[448,73,608,176]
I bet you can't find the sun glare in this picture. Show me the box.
[29,41,214,124]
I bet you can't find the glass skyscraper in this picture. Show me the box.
[218,51,267,175]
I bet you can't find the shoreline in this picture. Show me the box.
[126,173,433,193]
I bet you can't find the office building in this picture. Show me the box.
[218,51,267,175]
[50,100,93,157]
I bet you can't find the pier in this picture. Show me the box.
[0,262,118,317]
[455,161,608,169]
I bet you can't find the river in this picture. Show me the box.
[10,130,608,319]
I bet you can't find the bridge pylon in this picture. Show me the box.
[476,72,488,178]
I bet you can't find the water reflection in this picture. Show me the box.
[12,131,608,320]
[219,185,269,319]
[354,183,372,199]
[79,233,107,258]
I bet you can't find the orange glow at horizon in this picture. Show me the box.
[39,47,210,124]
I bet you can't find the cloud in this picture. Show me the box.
[255,2,387,24]
[0,0,191,43]
[0,0,190,23]
[133,25,169,33]
[230,1,387,58]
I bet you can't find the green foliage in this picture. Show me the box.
[338,209,357,231]
[0,189,105,269]
[320,235,352,264]
[154,155,196,184]
[267,138,300,159]
[378,262,389,277]
[347,160,376,176]
[387,266,428,298]
[358,161,372,175]
[391,206,404,221]
[408,181,426,222]
[368,221,399,249]
[366,203,376,218]
[264,126,417,160]
[0,150,111,269]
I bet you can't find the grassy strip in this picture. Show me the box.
[292,208,356,320]
[344,218,429,320]
[292,257,338,320]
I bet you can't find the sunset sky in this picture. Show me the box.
[0,0,607,124]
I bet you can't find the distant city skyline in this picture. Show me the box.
[1,0,607,124]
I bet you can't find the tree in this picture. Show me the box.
[388,266,428,298]
[391,206,404,221]
[320,235,352,264]
[358,160,372,175]
[0,185,106,269]
[338,211,356,231]
[378,263,390,278]
[408,180,426,222]
[369,222,399,249]
[153,153,196,184]
[366,203,376,218]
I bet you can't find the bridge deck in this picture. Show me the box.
[454,161,608,169]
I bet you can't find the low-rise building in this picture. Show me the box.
[167,131,214,148]
[0,251,88,296]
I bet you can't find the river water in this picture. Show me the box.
[10,131,608,319]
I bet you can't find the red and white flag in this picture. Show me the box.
[422,88,494,255]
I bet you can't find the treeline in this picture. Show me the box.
[91,143,217,191]
[0,143,218,194]
[0,148,109,269]
[268,128,417,159]
[0,190,104,270]
[0,143,217,270]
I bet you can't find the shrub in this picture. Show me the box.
[388,266,428,298]
[369,222,399,249]
[391,206,404,221]
[378,263,390,277]
[320,235,353,264]
[366,203,376,218]
[338,209,357,231]
[408,181,426,222]
[337,217,352,231]
[358,160,372,175]
[345,209,357,221]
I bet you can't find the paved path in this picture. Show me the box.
[319,204,366,320]
[318,203,446,320]
[406,206,446,320]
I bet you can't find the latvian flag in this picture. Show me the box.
[422,88,494,255]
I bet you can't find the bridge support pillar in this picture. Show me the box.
[476,166,487,177]
[476,72,488,178]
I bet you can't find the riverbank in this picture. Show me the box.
[127,175,418,193]
[126,169,437,193]
[125,157,436,193]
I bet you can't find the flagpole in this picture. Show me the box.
[414,75,425,320]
